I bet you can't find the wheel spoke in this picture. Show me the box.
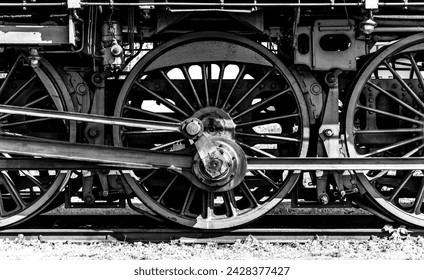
[403,142,424,157]
[135,82,190,118]
[237,131,300,143]
[0,55,22,97]
[0,95,50,121]
[158,174,178,203]
[408,53,424,93]
[0,117,51,128]
[237,141,276,158]
[181,65,202,108]
[201,64,209,107]
[221,65,246,109]
[223,190,237,217]
[383,60,424,110]
[236,113,299,127]
[3,75,37,106]
[366,80,424,118]
[139,170,158,185]
[354,128,422,135]
[160,70,196,113]
[357,104,422,125]
[232,88,292,120]
[252,170,280,191]
[388,170,414,202]
[123,105,181,122]
[412,179,424,214]
[361,135,424,157]
[202,191,214,219]
[215,63,226,107]
[0,172,25,209]
[21,171,48,193]
[239,181,259,208]
[229,68,274,114]
[180,185,197,216]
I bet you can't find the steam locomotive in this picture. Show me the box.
[0,0,424,229]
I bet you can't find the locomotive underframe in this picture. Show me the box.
[1,0,424,229]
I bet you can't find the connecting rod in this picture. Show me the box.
[0,134,423,171]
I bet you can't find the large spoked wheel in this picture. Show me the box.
[0,51,75,228]
[345,33,424,227]
[114,32,309,229]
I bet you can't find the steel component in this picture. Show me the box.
[181,118,203,138]
[319,70,342,158]
[0,54,75,229]
[345,32,424,228]
[295,20,366,71]
[0,104,181,132]
[290,66,323,123]
[113,31,309,229]
[0,136,193,169]
[192,137,247,192]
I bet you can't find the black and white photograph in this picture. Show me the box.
[0,0,423,279]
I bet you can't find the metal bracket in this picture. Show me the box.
[67,0,81,9]
[290,65,323,124]
[365,0,379,9]
[319,69,342,158]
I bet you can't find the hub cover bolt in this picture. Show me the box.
[185,121,201,136]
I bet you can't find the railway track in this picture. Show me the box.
[1,215,423,243]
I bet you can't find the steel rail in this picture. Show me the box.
[0,215,415,243]
[2,225,423,243]
[0,104,181,132]
[0,228,406,243]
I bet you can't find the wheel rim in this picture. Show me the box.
[114,32,309,229]
[0,51,75,228]
[345,33,424,227]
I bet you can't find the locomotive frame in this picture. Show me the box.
[1,0,424,229]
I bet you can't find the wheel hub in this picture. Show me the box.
[192,137,247,192]
[192,107,235,139]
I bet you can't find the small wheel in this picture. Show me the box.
[114,32,309,229]
[0,51,75,228]
[345,33,424,227]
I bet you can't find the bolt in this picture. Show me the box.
[326,74,336,84]
[324,129,333,137]
[102,191,109,197]
[185,121,201,136]
[368,97,374,103]
[392,83,398,89]
[88,127,100,137]
[319,194,329,205]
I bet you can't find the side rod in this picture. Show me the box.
[0,136,423,170]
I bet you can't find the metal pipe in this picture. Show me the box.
[0,104,181,132]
